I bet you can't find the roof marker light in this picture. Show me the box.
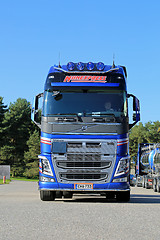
[77,62,84,71]
[96,62,105,71]
[87,62,94,71]
[67,62,75,71]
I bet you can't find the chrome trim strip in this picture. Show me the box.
[51,138,117,143]
[51,132,117,135]
[39,188,130,192]
[48,122,121,126]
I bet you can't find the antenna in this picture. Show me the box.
[112,53,115,68]
[58,52,61,68]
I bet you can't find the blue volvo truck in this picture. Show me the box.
[31,61,140,201]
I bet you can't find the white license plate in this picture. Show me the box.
[74,183,93,190]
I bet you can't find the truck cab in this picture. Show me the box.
[32,61,140,201]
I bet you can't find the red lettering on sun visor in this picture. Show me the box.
[64,76,107,83]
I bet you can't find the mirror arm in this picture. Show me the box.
[129,122,137,130]
[31,92,43,129]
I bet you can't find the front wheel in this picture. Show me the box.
[116,191,130,202]
[63,191,73,199]
[40,190,56,201]
[105,192,115,200]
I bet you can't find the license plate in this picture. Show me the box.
[74,183,93,190]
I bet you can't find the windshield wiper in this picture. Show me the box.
[56,113,83,122]
[86,112,116,116]
[86,112,116,122]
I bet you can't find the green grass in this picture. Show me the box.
[0,179,11,184]
[0,177,38,184]
[10,177,38,182]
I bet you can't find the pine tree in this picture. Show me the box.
[23,129,40,178]
[0,97,7,147]
[1,98,35,176]
[129,121,160,160]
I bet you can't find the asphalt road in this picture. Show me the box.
[0,181,160,240]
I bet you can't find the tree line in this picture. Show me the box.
[129,121,160,160]
[0,96,160,178]
[0,97,40,178]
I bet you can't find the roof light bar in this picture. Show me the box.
[67,62,106,71]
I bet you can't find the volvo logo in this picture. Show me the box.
[81,126,88,131]
[107,142,114,146]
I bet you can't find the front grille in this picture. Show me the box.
[57,153,110,181]
[67,143,82,148]
[60,172,107,180]
[57,160,111,169]
[86,142,101,148]
[52,139,117,183]
[67,154,100,162]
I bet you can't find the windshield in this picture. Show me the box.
[43,89,127,118]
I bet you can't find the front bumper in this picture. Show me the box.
[39,181,130,192]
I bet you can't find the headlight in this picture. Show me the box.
[39,156,53,176]
[114,157,130,177]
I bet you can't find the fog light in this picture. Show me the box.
[39,176,55,182]
[113,177,127,183]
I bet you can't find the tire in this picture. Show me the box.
[63,191,73,199]
[40,190,56,201]
[116,191,130,202]
[55,191,63,198]
[106,192,115,200]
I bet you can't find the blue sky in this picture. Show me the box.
[0,0,160,124]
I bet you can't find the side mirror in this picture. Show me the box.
[133,113,136,121]
[127,94,140,129]
[54,93,63,101]
[31,93,43,128]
